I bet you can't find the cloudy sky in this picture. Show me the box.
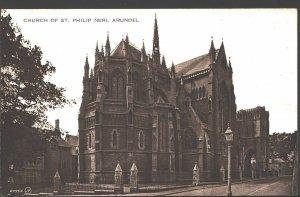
[7,9,297,135]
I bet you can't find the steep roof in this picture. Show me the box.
[175,49,219,78]
[111,40,142,62]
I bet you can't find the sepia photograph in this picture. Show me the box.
[0,9,297,196]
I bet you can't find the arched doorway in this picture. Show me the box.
[244,149,255,178]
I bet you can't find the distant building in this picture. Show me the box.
[44,119,77,183]
[10,119,78,185]
[65,134,79,182]
[78,15,269,183]
[236,107,269,177]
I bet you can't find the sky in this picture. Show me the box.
[6,9,297,135]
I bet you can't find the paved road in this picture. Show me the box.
[165,176,292,196]
[122,176,292,196]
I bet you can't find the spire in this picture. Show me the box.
[220,38,225,52]
[95,41,100,63]
[84,56,89,78]
[171,61,176,78]
[161,55,166,68]
[125,33,130,58]
[95,40,99,53]
[141,39,147,62]
[90,68,94,79]
[125,33,129,43]
[141,39,146,53]
[209,36,215,54]
[105,32,111,56]
[209,36,216,63]
[152,14,160,66]
[153,13,160,54]
[101,44,104,53]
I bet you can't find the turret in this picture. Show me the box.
[105,32,111,56]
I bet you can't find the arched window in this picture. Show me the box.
[139,130,145,149]
[110,71,124,99]
[88,133,92,149]
[195,88,199,100]
[118,76,124,99]
[208,99,212,112]
[199,87,202,98]
[133,72,144,102]
[112,130,118,148]
[202,86,206,97]
[159,115,168,151]
[170,136,175,151]
[112,76,118,99]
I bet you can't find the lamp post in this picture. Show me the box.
[225,123,233,196]
[251,155,256,179]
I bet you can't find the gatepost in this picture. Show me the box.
[192,162,199,186]
[130,162,138,192]
[219,165,225,182]
[114,161,123,194]
[53,169,61,194]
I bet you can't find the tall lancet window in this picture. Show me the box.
[118,76,124,99]
[133,72,144,102]
[139,130,145,149]
[195,88,199,100]
[159,115,168,151]
[110,71,124,99]
[112,129,118,148]
[112,76,118,99]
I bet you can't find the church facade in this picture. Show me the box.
[78,16,269,183]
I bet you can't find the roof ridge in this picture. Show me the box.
[175,48,220,67]
[175,53,208,67]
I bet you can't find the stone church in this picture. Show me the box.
[78,16,269,183]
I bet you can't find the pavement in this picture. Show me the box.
[102,176,292,196]
[146,176,292,196]
[19,175,293,196]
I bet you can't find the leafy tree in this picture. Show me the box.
[269,131,297,163]
[0,10,75,185]
[1,10,74,128]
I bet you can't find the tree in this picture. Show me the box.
[1,10,74,128]
[269,131,297,163]
[0,10,74,187]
